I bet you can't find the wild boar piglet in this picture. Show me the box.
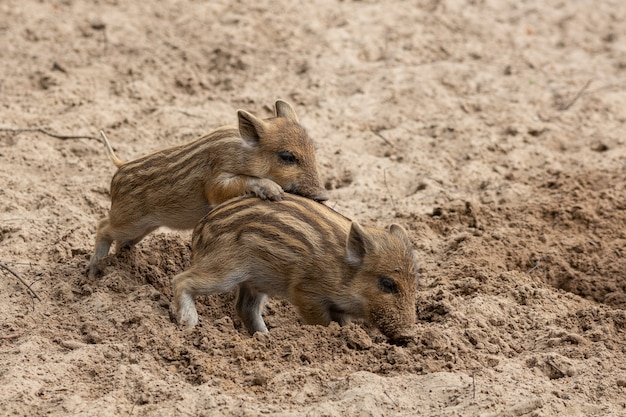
[88,100,327,278]
[172,194,419,342]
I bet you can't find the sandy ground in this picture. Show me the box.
[1,0,625,415]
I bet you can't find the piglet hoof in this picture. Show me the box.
[86,262,101,279]
[176,304,199,329]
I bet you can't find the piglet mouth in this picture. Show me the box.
[311,192,329,203]
[377,321,418,345]
[287,187,329,203]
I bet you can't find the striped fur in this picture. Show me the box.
[172,194,419,341]
[87,100,328,278]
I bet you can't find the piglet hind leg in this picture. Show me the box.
[172,267,244,329]
[235,283,269,335]
[87,218,115,278]
[87,218,157,278]
[114,225,158,252]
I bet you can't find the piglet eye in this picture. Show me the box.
[378,276,399,294]
[278,150,297,164]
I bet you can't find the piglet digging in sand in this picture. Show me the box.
[172,194,419,342]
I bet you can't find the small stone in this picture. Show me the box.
[61,340,87,350]
[340,325,372,350]
[252,371,270,386]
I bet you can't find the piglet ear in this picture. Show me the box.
[275,99,299,123]
[389,224,414,252]
[238,110,267,146]
[346,221,372,267]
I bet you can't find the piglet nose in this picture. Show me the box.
[312,190,329,202]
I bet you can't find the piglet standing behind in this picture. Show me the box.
[88,100,328,278]
[172,194,419,342]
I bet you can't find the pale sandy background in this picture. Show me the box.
[1,0,625,415]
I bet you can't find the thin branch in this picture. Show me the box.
[383,169,397,210]
[0,218,49,223]
[172,108,205,119]
[546,357,565,378]
[527,255,546,274]
[0,262,42,302]
[558,79,592,111]
[370,128,393,147]
[472,372,476,400]
[0,127,100,141]
[2,261,36,267]
[383,390,399,407]
[1,333,22,340]
[586,82,626,95]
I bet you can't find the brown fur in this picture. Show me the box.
[171,194,419,342]
[88,100,327,278]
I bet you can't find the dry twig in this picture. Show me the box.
[472,372,476,400]
[527,255,546,274]
[0,262,42,302]
[383,390,399,407]
[383,169,397,210]
[558,79,592,111]
[0,127,99,141]
[370,128,393,147]
[546,357,565,378]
